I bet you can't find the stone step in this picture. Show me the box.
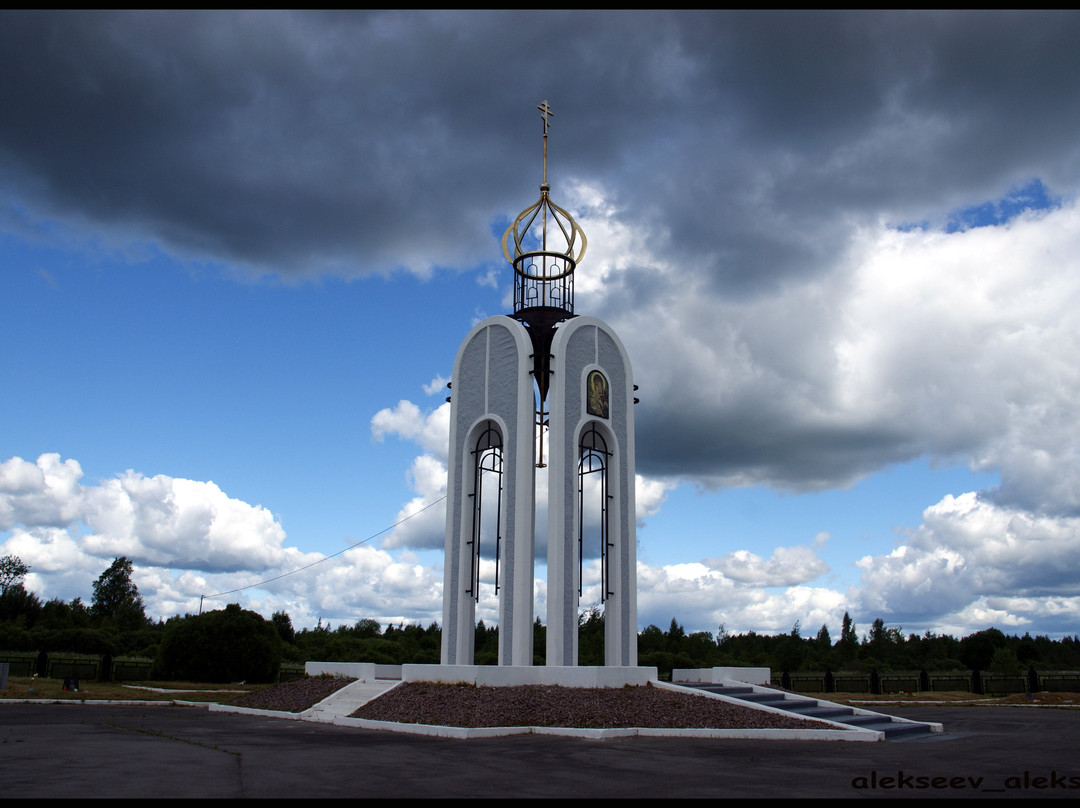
[680,682,938,740]
[692,684,754,696]
[780,703,857,719]
[739,691,794,703]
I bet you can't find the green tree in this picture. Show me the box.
[989,646,1022,675]
[685,631,719,666]
[960,627,1007,671]
[638,624,665,655]
[474,619,498,664]
[354,618,382,639]
[0,581,42,626]
[579,608,605,665]
[836,611,858,661]
[774,633,807,672]
[840,612,857,646]
[0,554,30,595]
[664,617,686,653]
[867,617,886,646]
[533,616,546,665]
[91,556,147,630]
[716,624,730,647]
[271,610,295,643]
[155,603,281,683]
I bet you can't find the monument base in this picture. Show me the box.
[403,664,657,688]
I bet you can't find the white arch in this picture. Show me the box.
[441,317,536,666]
[546,317,637,666]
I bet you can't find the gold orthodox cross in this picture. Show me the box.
[537,100,553,189]
[537,99,553,133]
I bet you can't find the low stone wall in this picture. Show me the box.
[305,661,377,681]
[673,666,771,685]
[402,664,658,687]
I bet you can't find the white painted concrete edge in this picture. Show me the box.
[710,678,944,735]
[210,674,884,741]
[317,715,872,741]
[401,663,656,687]
[3,698,210,708]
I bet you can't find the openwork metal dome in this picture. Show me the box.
[501,100,586,319]
[501,185,588,273]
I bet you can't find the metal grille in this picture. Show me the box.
[578,423,613,602]
[467,422,503,601]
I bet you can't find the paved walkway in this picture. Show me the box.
[2,702,1078,798]
[295,677,401,722]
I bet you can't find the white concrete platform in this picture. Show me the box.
[212,665,886,742]
[402,663,656,688]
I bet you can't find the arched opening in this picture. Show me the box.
[467,421,504,606]
[578,422,612,664]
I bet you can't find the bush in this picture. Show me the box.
[639,651,676,680]
[32,627,118,657]
[154,604,281,683]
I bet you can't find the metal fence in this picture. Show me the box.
[771,668,1080,695]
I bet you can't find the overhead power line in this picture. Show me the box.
[199,495,447,608]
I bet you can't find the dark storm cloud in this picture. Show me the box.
[4,11,1078,285]
[626,11,1080,293]
[636,407,917,491]
[6,10,1080,497]
[0,10,712,277]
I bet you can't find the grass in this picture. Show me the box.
[0,676,274,703]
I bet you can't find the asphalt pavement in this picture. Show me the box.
[2,702,1078,798]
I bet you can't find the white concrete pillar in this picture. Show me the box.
[441,316,536,666]
[546,317,637,666]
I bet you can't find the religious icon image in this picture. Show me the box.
[587,370,609,419]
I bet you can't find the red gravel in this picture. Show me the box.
[229,676,356,713]
[350,682,839,730]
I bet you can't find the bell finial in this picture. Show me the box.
[501,100,587,271]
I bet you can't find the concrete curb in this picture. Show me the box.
[1,698,211,708]
[3,697,885,741]
[8,678,924,742]
[317,715,875,741]
[210,705,878,741]
[210,678,884,741]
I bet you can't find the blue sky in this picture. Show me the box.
[3,11,1080,640]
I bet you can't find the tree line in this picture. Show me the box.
[267,609,1080,678]
[1,554,156,658]
[4,554,1080,682]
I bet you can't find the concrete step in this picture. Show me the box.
[739,691,794,704]
[840,715,933,738]
[780,703,858,720]
[680,682,939,741]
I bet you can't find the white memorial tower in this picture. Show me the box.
[441,102,637,667]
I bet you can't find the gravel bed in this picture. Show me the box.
[229,676,356,713]
[351,682,840,730]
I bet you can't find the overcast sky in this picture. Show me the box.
[3,10,1080,641]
